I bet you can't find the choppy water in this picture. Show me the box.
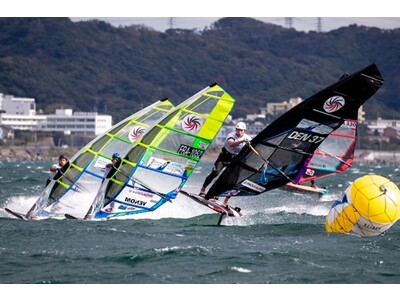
[1,160,400,288]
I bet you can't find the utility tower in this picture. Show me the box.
[168,17,174,29]
[317,17,322,32]
[285,17,293,29]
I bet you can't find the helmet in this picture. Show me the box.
[235,122,246,130]
[112,153,121,159]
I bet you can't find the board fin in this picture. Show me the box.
[5,208,27,220]
[64,214,79,220]
[180,190,242,220]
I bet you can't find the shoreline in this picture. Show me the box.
[0,146,399,165]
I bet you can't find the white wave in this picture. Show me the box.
[231,266,252,273]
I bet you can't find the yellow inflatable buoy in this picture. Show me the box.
[325,174,400,237]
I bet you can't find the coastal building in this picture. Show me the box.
[0,93,46,130]
[0,94,112,136]
[38,108,112,136]
[0,93,36,115]
[266,97,303,116]
[365,117,400,135]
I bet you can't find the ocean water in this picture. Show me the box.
[1,160,400,290]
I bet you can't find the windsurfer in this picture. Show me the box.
[46,154,68,186]
[199,121,251,207]
[103,152,122,180]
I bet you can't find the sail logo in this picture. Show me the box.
[182,114,203,133]
[343,120,357,128]
[241,179,266,192]
[129,126,146,142]
[124,196,147,206]
[305,169,315,176]
[323,96,345,113]
[288,131,325,144]
[177,144,204,159]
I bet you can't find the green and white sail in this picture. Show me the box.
[26,99,175,219]
[86,83,235,220]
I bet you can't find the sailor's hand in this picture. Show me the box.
[242,137,251,143]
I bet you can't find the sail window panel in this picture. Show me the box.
[242,149,266,171]
[154,131,204,160]
[91,135,111,152]
[101,162,135,185]
[318,135,353,157]
[136,109,172,126]
[101,138,132,159]
[159,101,175,110]
[113,166,127,182]
[334,124,357,136]
[297,119,334,135]
[64,166,82,184]
[48,184,68,203]
[185,95,218,115]
[55,174,102,217]
[157,110,180,127]
[112,122,141,141]
[141,126,163,145]
[113,112,166,141]
[269,137,306,174]
[76,172,103,193]
[207,90,224,97]
[126,145,147,165]
[109,120,130,136]
[237,163,263,186]
[264,133,287,148]
[86,156,110,177]
[140,148,196,177]
[104,181,124,202]
[134,167,182,194]
[309,155,339,170]
[74,151,95,169]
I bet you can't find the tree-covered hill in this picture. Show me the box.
[0,17,399,123]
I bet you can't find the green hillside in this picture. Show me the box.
[0,17,399,123]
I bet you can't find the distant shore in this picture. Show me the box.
[0,145,399,165]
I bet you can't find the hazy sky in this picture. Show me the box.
[4,1,400,33]
[70,17,400,33]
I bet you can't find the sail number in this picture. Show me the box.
[177,144,204,159]
[288,131,325,144]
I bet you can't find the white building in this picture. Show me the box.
[39,108,112,136]
[365,117,400,134]
[0,93,46,130]
[266,97,303,116]
[0,93,36,115]
[0,93,112,135]
[0,113,47,131]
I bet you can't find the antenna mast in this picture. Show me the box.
[168,17,174,29]
[317,17,322,32]
[285,17,293,29]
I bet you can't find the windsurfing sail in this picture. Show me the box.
[85,83,235,220]
[23,99,175,219]
[293,119,357,184]
[282,119,357,195]
[205,64,384,200]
